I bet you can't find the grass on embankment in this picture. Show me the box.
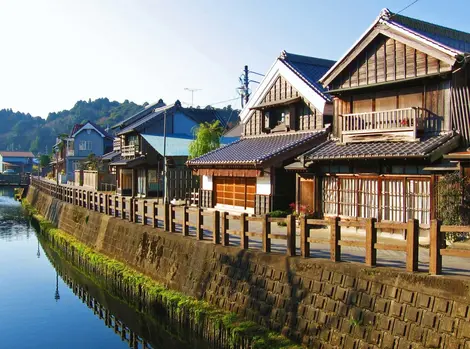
[22,198,302,349]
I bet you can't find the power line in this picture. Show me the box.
[391,0,420,17]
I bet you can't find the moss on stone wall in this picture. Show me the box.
[22,199,301,349]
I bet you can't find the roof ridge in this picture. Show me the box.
[280,51,336,67]
[243,130,321,140]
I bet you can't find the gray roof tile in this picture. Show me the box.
[187,130,326,166]
[302,133,459,161]
[280,51,335,102]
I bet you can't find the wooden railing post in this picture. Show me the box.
[113,197,118,218]
[286,214,296,257]
[128,198,134,222]
[141,201,147,225]
[262,214,271,253]
[330,216,341,262]
[170,204,176,233]
[365,218,377,267]
[164,203,170,231]
[121,197,126,220]
[104,194,109,215]
[152,202,157,228]
[406,219,419,272]
[430,219,442,275]
[240,213,248,249]
[182,206,189,236]
[300,216,309,258]
[212,210,220,244]
[196,207,203,240]
[221,212,229,246]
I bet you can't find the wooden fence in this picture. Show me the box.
[31,178,470,275]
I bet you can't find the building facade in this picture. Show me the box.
[0,151,34,174]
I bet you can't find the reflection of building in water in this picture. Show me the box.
[60,272,152,349]
[54,271,60,302]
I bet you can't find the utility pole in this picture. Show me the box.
[184,88,202,107]
[239,66,263,107]
[163,109,168,204]
[243,65,249,105]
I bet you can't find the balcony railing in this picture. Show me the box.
[340,107,424,143]
[67,150,74,157]
[121,144,137,158]
[113,138,121,151]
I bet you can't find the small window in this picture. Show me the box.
[79,141,92,150]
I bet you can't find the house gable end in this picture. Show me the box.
[328,32,454,91]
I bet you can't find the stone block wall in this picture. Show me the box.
[27,186,470,348]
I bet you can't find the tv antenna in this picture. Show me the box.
[184,88,202,107]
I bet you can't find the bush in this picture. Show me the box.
[268,210,289,226]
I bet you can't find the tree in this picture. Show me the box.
[39,154,51,167]
[188,120,224,159]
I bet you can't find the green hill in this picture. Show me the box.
[0,98,144,154]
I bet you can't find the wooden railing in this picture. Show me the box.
[341,107,423,143]
[31,178,470,275]
[121,144,137,158]
[113,138,121,151]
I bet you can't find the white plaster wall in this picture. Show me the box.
[202,175,213,190]
[256,175,271,195]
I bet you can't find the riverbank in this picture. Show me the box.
[23,197,300,349]
[25,185,470,348]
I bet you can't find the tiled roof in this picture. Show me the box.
[69,124,84,137]
[101,150,121,161]
[302,133,459,161]
[280,51,335,102]
[387,9,470,54]
[112,99,165,130]
[0,151,35,158]
[187,130,327,166]
[117,104,173,135]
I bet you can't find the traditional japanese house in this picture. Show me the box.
[109,100,236,198]
[290,8,470,225]
[186,51,335,214]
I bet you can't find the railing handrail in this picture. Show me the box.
[340,107,418,118]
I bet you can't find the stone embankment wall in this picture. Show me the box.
[27,186,470,348]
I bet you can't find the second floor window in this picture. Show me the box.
[79,141,92,151]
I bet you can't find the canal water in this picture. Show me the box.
[0,188,208,349]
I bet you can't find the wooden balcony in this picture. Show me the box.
[341,107,424,143]
[121,144,137,158]
[113,138,121,151]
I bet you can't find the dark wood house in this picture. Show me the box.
[187,51,335,214]
[291,8,470,225]
[108,100,236,199]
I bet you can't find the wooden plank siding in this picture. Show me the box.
[451,67,470,146]
[244,75,325,136]
[331,34,452,91]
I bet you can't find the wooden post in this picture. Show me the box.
[212,210,220,244]
[429,219,442,275]
[182,206,189,236]
[221,212,229,246]
[170,204,176,233]
[141,201,147,226]
[121,197,126,220]
[240,213,248,249]
[104,194,109,215]
[152,202,157,228]
[286,214,296,257]
[262,214,271,253]
[113,197,118,218]
[330,216,341,262]
[300,216,309,258]
[164,203,170,231]
[406,219,419,272]
[128,198,134,222]
[365,218,377,267]
[196,208,203,240]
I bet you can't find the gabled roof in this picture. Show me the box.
[117,101,235,136]
[0,151,35,158]
[111,99,166,130]
[187,130,327,167]
[69,124,84,137]
[240,51,335,123]
[72,121,114,139]
[301,132,459,163]
[320,8,470,87]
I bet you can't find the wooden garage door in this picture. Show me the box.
[214,177,256,209]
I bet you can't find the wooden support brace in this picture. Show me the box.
[196,208,203,240]
[152,202,157,228]
[300,216,309,258]
[212,210,220,244]
[182,206,189,236]
[221,212,229,246]
[170,204,176,233]
[164,203,170,232]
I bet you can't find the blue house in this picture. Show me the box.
[0,151,34,174]
[107,100,239,198]
[63,121,114,181]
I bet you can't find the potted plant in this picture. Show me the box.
[289,202,315,225]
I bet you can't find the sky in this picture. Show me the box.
[1,0,469,118]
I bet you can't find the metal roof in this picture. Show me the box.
[141,134,193,157]
[187,130,327,167]
[301,133,459,161]
[0,151,35,158]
